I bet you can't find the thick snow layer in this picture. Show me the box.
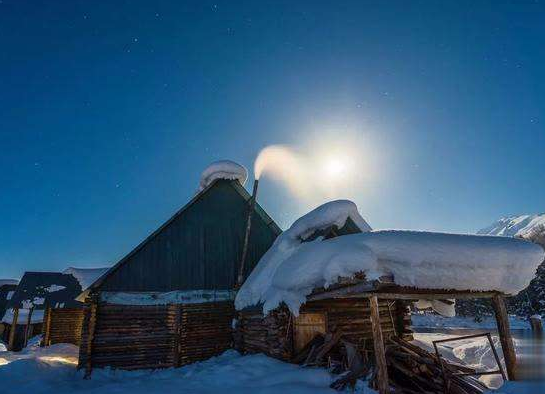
[237,227,544,315]
[63,267,110,290]
[101,290,235,305]
[0,343,377,394]
[356,230,544,294]
[261,237,381,315]
[235,200,372,314]
[1,308,45,324]
[198,160,248,192]
[0,279,18,286]
[43,285,65,293]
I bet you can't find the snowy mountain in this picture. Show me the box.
[477,214,545,237]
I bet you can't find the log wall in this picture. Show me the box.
[43,308,84,346]
[235,298,412,361]
[78,301,234,371]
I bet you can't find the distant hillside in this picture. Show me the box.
[477,213,545,237]
[456,214,545,320]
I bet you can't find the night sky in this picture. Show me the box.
[1,1,545,279]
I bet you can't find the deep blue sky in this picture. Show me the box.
[1,1,544,279]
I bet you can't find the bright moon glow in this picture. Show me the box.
[324,157,346,177]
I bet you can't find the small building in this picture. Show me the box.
[2,272,83,351]
[77,172,281,374]
[41,267,109,348]
[234,201,545,394]
[0,279,19,343]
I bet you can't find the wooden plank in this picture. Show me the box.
[84,302,98,379]
[42,306,52,346]
[23,307,34,348]
[8,308,19,351]
[369,296,389,394]
[492,294,517,380]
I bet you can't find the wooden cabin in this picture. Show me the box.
[233,220,536,394]
[3,272,83,351]
[0,280,18,343]
[234,220,413,362]
[77,178,281,374]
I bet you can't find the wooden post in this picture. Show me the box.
[8,308,19,351]
[84,302,98,379]
[369,296,390,394]
[492,294,517,380]
[172,304,181,368]
[42,305,52,347]
[23,307,34,348]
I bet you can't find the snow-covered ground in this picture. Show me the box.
[1,333,543,393]
[0,338,377,394]
[412,312,531,330]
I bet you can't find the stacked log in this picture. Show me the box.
[80,304,177,370]
[178,301,234,366]
[43,308,84,346]
[236,305,292,361]
[386,336,489,394]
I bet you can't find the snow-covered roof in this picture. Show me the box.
[198,160,248,192]
[0,279,19,287]
[236,204,544,316]
[235,200,373,314]
[62,267,110,290]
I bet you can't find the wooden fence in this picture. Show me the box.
[78,301,234,374]
[42,307,84,346]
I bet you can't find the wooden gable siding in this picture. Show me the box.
[100,180,278,292]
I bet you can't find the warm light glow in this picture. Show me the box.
[323,157,346,177]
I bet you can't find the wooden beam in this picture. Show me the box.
[318,291,499,301]
[84,302,98,379]
[23,307,34,348]
[491,294,517,380]
[8,308,19,351]
[42,305,52,347]
[369,296,389,394]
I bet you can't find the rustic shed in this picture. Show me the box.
[233,201,545,394]
[3,272,83,351]
[77,178,281,374]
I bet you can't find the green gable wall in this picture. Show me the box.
[99,180,279,292]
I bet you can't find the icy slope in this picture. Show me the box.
[478,214,545,237]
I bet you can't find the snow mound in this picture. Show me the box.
[237,222,544,315]
[198,160,248,192]
[235,200,372,314]
[478,213,545,237]
[62,267,109,290]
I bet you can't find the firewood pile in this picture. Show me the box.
[386,336,489,394]
[292,331,490,394]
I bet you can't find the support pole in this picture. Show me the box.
[492,294,517,380]
[42,305,52,347]
[8,308,19,351]
[236,179,259,288]
[84,301,98,379]
[369,296,390,394]
[23,306,34,348]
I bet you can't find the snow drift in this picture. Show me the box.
[236,203,544,316]
[198,160,248,192]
